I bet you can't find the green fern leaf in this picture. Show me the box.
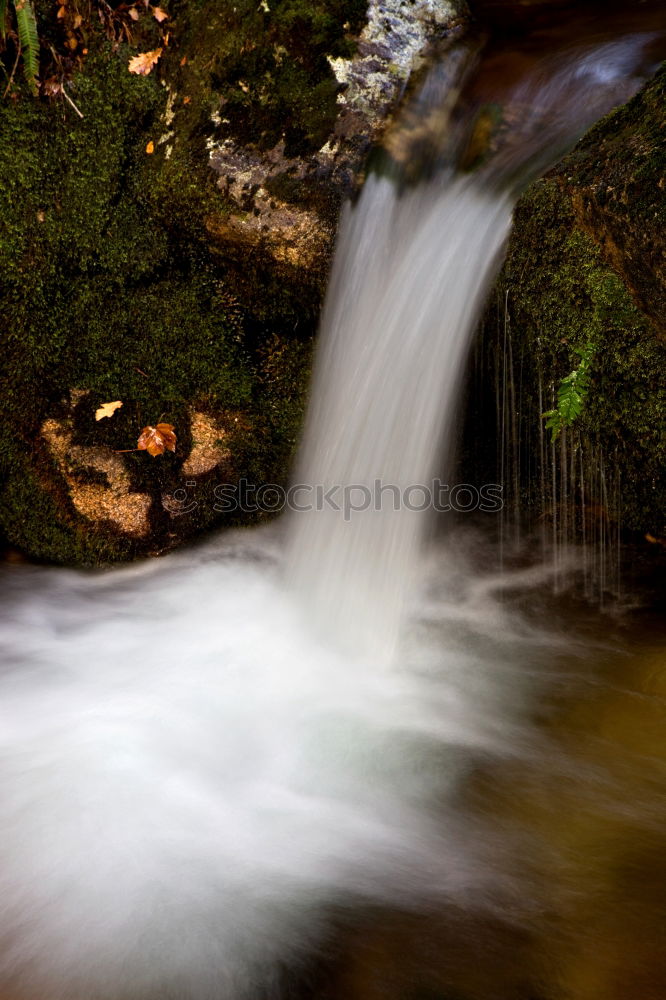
[543,341,596,442]
[14,0,39,94]
[557,378,582,423]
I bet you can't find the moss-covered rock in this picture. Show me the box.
[0,31,310,564]
[1,0,463,565]
[466,65,666,552]
[555,62,666,338]
[203,0,465,325]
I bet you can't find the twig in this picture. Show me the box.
[3,42,21,99]
[62,84,84,118]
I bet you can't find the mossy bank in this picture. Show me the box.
[464,64,666,570]
[0,0,464,564]
[0,5,334,564]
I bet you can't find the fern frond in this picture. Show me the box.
[13,0,39,94]
[543,341,596,441]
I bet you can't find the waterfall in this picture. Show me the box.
[286,175,512,660]
[287,22,662,643]
[0,18,663,1000]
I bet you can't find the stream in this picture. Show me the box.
[0,3,664,999]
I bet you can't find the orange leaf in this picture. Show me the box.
[182,95,191,105]
[145,140,155,154]
[152,5,168,21]
[137,423,177,457]
[128,6,139,19]
[128,48,163,75]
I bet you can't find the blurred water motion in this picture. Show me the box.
[0,3,664,1000]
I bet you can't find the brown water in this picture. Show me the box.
[292,601,666,1000]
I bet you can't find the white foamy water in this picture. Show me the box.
[0,530,561,1000]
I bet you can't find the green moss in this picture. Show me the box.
[0,0,369,565]
[555,63,666,334]
[257,332,312,473]
[0,37,260,564]
[168,0,367,156]
[480,177,665,535]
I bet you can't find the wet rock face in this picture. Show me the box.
[0,0,465,565]
[206,0,466,307]
[465,64,666,547]
[556,66,666,339]
[2,0,662,566]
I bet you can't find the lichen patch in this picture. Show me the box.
[42,417,152,537]
[181,410,233,476]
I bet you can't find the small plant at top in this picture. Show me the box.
[0,0,39,94]
[542,341,596,442]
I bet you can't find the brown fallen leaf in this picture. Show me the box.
[43,77,62,96]
[182,95,191,104]
[129,6,139,18]
[152,5,168,21]
[128,48,162,75]
[145,140,155,154]
[95,400,123,421]
[137,423,177,457]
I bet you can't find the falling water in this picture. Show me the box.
[0,15,664,1000]
[286,174,513,659]
[287,21,663,642]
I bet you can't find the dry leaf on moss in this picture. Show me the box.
[152,6,168,21]
[95,400,123,421]
[128,48,163,75]
[137,423,177,457]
